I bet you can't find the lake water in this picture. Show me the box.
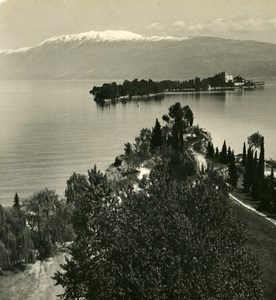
[0,79,276,206]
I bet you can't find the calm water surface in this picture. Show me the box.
[0,79,275,206]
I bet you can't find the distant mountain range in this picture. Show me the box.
[1,30,276,80]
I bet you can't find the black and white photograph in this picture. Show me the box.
[0,0,275,299]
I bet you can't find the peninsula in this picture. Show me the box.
[90,72,265,105]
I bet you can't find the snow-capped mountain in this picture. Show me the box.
[39,30,190,45]
[0,30,190,54]
[0,30,276,79]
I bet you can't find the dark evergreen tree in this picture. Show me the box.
[13,192,20,210]
[162,103,189,156]
[219,140,227,164]
[243,142,247,166]
[227,146,232,162]
[124,142,132,157]
[258,137,265,182]
[151,118,163,148]
[183,105,194,126]
[228,152,239,188]
[124,142,133,170]
[215,147,220,160]
[206,141,214,158]
[243,147,253,193]
[251,152,260,201]
[65,173,89,203]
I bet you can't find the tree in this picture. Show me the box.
[13,192,20,210]
[124,142,133,170]
[243,142,247,166]
[183,105,194,126]
[24,189,60,258]
[219,140,227,164]
[151,118,163,148]
[227,146,232,162]
[251,152,260,201]
[124,142,132,157]
[0,204,34,269]
[257,136,265,182]
[163,103,194,153]
[243,147,254,193]
[54,167,116,299]
[228,152,239,188]
[215,147,220,160]
[248,132,263,150]
[206,141,214,158]
[134,128,152,158]
[55,168,263,300]
[65,173,89,203]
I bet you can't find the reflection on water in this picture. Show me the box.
[0,80,275,205]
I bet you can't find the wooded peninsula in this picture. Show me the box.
[90,72,265,105]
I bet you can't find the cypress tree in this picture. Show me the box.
[220,140,227,164]
[227,146,232,163]
[251,152,260,201]
[206,142,214,158]
[228,152,239,188]
[242,142,247,167]
[215,147,219,160]
[243,147,253,192]
[151,119,163,148]
[13,193,20,210]
[253,151,258,177]
[258,137,265,182]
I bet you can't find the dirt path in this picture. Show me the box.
[0,252,67,300]
[189,140,207,172]
[191,150,207,171]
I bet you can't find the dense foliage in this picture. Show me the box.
[54,166,263,300]
[0,189,75,270]
[23,189,75,259]
[0,200,35,270]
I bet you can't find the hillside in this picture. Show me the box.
[1,30,276,79]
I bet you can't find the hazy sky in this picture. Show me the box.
[1,0,276,49]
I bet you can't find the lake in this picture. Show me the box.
[0,79,276,206]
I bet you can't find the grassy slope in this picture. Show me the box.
[231,200,276,300]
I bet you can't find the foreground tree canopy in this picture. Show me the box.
[54,166,263,300]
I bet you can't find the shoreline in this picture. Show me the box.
[93,85,264,105]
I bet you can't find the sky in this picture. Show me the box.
[0,0,276,49]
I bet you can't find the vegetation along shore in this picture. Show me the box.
[1,103,275,300]
[90,72,265,105]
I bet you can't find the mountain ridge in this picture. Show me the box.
[1,30,276,80]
